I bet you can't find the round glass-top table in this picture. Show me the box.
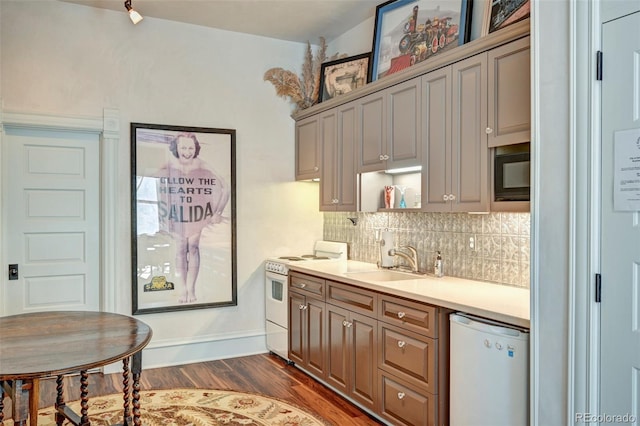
[0,311,152,426]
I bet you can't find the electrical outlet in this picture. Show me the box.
[469,236,475,251]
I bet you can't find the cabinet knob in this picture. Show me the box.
[485,127,493,134]
[383,154,390,160]
[314,166,319,171]
[346,322,353,328]
[443,194,449,201]
[397,311,406,319]
[342,320,349,327]
[397,392,406,400]
[397,340,406,348]
[450,193,456,201]
[299,304,308,310]
[379,154,384,161]
[299,283,306,288]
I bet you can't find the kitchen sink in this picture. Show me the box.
[344,269,424,282]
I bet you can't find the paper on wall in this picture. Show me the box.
[614,128,640,211]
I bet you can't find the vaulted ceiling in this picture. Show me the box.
[61,0,380,44]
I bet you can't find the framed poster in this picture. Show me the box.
[370,0,473,81]
[318,52,371,103]
[131,123,236,315]
[482,0,530,36]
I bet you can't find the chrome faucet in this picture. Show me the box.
[388,245,419,273]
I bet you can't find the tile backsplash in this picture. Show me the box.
[324,211,530,288]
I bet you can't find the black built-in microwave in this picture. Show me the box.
[494,143,530,202]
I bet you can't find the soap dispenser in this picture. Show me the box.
[434,251,444,277]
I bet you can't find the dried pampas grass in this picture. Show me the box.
[264,37,345,114]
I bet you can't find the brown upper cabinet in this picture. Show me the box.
[357,78,422,173]
[421,53,489,213]
[320,104,358,211]
[487,36,531,148]
[295,116,321,180]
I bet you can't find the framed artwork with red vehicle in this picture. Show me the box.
[370,0,473,81]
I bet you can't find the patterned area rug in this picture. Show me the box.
[5,388,330,425]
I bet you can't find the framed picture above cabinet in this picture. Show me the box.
[370,0,473,81]
[318,53,371,103]
[482,0,530,36]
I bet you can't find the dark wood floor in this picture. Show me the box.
[31,353,383,425]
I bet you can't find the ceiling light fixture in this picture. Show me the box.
[124,0,143,24]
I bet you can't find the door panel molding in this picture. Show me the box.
[0,107,119,315]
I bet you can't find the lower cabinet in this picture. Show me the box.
[326,304,378,411]
[289,273,326,378]
[288,273,450,425]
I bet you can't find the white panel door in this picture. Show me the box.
[3,127,100,315]
[600,10,640,419]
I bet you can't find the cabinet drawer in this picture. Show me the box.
[379,322,437,392]
[326,280,377,317]
[289,272,325,299]
[378,370,437,426]
[379,294,438,338]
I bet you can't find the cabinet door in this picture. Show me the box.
[295,116,320,180]
[326,305,377,411]
[386,77,422,170]
[288,291,306,366]
[421,67,452,212]
[487,36,531,148]
[305,297,326,378]
[326,304,350,394]
[357,91,387,173]
[349,312,378,411]
[336,102,358,211]
[451,53,489,212]
[319,110,338,211]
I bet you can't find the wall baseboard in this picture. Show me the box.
[103,331,268,374]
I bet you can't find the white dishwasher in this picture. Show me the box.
[449,313,529,426]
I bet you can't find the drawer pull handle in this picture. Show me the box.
[346,322,352,328]
[299,283,307,288]
[397,311,406,319]
[397,392,406,400]
[397,340,406,348]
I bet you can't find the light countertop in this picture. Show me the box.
[288,260,530,329]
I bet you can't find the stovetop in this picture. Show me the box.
[277,255,331,261]
[265,241,347,275]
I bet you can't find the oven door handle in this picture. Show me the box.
[266,271,287,282]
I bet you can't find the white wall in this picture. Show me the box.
[328,17,374,57]
[530,0,570,423]
[0,0,323,368]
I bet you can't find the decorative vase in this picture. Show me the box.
[395,186,407,208]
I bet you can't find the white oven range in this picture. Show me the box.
[264,241,347,361]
